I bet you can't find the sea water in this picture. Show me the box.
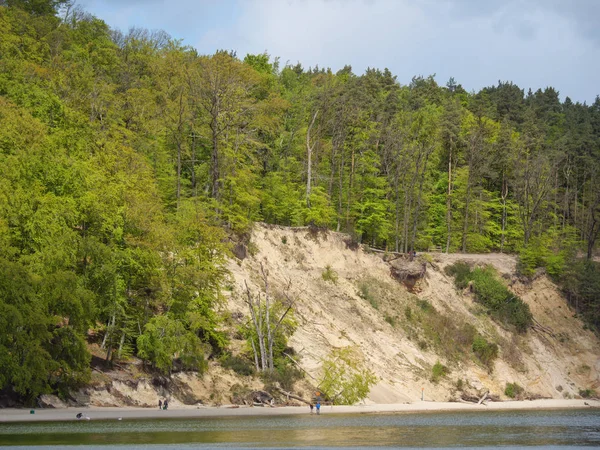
[0,408,599,448]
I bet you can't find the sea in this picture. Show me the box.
[0,408,599,448]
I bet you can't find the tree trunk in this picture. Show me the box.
[337,143,345,232]
[261,264,274,372]
[211,116,220,199]
[306,110,319,208]
[445,147,452,253]
[104,313,116,362]
[245,281,267,371]
[411,148,430,251]
[191,130,197,197]
[500,174,508,253]
[346,149,355,228]
[462,177,472,253]
[250,335,260,372]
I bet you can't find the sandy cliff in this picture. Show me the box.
[226,224,599,403]
[65,223,598,408]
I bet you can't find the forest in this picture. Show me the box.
[0,0,599,402]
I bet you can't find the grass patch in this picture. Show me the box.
[220,354,255,376]
[505,382,524,399]
[405,298,478,366]
[357,281,378,309]
[322,265,338,283]
[472,335,498,369]
[431,361,448,383]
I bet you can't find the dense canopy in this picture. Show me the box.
[0,1,598,401]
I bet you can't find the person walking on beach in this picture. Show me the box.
[309,403,314,414]
[316,401,321,415]
[163,399,169,410]
[158,399,162,410]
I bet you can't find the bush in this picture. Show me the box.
[431,361,448,383]
[456,323,477,347]
[445,262,472,289]
[579,389,597,399]
[560,259,600,332]
[417,299,433,312]
[458,266,533,333]
[220,354,255,376]
[384,315,396,327]
[357,282,378,309]
[447,263,532,333]
[472,335,498,369]
[261,362,304,392]
[322,265,338,283]
[505,382,524,399]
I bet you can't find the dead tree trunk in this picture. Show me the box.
[306,110,319,208]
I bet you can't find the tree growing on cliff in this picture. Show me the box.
[243,264,296,372]
[318,347,377,405]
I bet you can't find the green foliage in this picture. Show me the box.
[220,354,255,376]
[518,229,578,278]
[472,335,499,369]
[1,0,600,402]
[470,268,533,332]
[444,261,472,289]
[321,265,338,283]
[384,315,396,327]
[357,282,378,309]
[0,258,91,401]
[578,389,596,399]
[431,361,449,383]
[318,347,377,405]
[408,297,476,364]
[559,259,600,331]
[504,382,524,399]
[263,361,304,392]
[242,301,297,373]
[137,315,207,374]
[446,263,532,332]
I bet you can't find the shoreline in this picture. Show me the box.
[0,399,598,423]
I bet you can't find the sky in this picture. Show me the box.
[80,0,600,104]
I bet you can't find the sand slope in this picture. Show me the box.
[226,224,600,403]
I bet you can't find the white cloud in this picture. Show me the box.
[83,0,600,102]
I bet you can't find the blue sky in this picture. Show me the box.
[80,0,599,103]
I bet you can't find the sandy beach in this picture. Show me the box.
[1,399,597,423]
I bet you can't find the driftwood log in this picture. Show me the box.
[460,390,490,405]
[275,386,312,405]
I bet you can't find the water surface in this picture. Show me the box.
[1,408,599,448]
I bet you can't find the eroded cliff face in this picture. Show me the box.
[67,224,598,409]
[226,224,599,403]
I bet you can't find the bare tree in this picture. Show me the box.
[244,263,295,372]
[306,110,319,208]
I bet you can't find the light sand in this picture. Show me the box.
[1,399,598,423]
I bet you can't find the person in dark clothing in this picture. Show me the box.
[158,399,162,410]
[309,403,314,414]
[163,399,169,410]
